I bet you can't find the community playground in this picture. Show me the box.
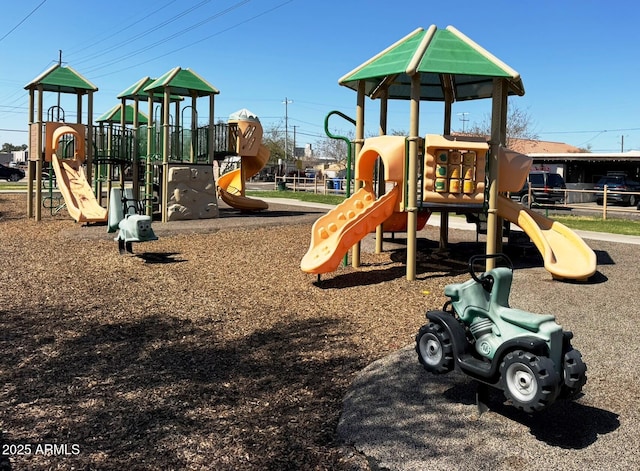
[1,24,638,470]
[25,26,597,283]
[1,193,638,469]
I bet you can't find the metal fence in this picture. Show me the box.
[273,177,640,220]
[274,175,349,195]
[544,186,640,220]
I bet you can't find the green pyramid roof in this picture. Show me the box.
[24,64,98,94]
[117,76,154,99]
[143,67,220,97]
[339,26,524,101]
[117,76,183,102]
[96,104,149,124]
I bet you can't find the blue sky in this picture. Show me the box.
[1,0,639,153]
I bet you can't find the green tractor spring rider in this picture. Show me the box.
[416,254,587,413]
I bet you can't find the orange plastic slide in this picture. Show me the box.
[218,144,269,211]
[300,184,400,274]
[497,195,596,280]
[46,122,107,224]
[301,135,420,274]
[51,153,108,223]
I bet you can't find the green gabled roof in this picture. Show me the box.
[117,76,183,103]
[96,104,149,124]
[143,67,220,97]
[24,64,98,94]
[339,25,524,102]
[117,76,154,99]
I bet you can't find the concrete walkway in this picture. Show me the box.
[263,197,640,245]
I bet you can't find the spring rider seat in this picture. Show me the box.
[108,187,158,254]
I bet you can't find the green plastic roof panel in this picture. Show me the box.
[143,67,220,97]
[341,28,425,85]
[96,104,149,124]
[24,64,98,94]
[339,26,524,102]
[117,76,183,102]
[117,76,154,99]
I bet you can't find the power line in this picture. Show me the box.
[0,0,48,43]
[0,128,28,133]
[65,0,178,58]
[540,127,640,135]
[89,0,295,80]
[75,0,216,70]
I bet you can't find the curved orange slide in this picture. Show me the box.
[497,195,596,281]
[301,136,428,274]
[217,144,270,211]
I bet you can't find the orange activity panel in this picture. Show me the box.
[423,134,489,204]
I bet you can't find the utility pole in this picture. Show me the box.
[457,112,469,133]
[57,50,62,121]
[292,125,297,160]
[282,97,293,161]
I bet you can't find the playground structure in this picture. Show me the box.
[24,65,271,225]
[301,25,597,281]
[301,134,596,280]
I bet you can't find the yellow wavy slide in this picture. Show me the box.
[497,195,596,280]
[301,135,414,275]
[300,184,400,274]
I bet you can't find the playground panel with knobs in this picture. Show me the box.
[423,134,489,204]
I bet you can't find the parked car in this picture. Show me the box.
[509,171,566,207]
[594,175,640,206]
[0,163,25,182]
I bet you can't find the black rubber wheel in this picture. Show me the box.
[559,348,587,398]
[500,350,560,412]
[9,173,20,182]
[628,195,637,207]
[521,195,530,208]
[415,322,454,374]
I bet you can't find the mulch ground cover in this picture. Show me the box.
[0,193,474,470]
[2,193,638,470]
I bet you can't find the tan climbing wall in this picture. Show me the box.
[166,165,219,221]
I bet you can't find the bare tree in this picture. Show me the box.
[313,131,353,169]
[465,103,539,148]
[262,124,287,165]
[313,128,408,169]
